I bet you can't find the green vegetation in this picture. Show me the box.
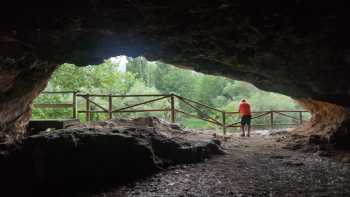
[33,56,307,131]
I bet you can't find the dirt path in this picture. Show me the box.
[87,132,350,197]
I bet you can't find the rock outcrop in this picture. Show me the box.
[0,56,57,141]
[0,1,350,144]
[0,117,223,196]
[298,99,350,147]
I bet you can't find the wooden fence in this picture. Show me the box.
[33,91,309,135]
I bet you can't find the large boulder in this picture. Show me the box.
[0,121,223,196]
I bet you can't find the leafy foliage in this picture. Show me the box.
[33,56,306,130]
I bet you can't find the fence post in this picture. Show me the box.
[72,91,77,119]
[108,94,113,120]
[170,94,175,123]
[86,94,90,122]
[299,111,303,125]
[270,111,274,130]
[222,111,226,135]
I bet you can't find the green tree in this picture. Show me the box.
[34,56,305,130]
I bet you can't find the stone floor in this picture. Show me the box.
[81,131,350,197]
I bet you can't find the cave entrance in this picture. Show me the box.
[31,56,310,134]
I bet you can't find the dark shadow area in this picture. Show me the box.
[0,117,224,197]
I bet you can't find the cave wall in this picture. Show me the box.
[297,99,350,146]
[0,0,350,141]
[0,55,57,141]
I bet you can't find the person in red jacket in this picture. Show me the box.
[238,99,252,137]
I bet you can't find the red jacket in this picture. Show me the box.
[239,102,251,117]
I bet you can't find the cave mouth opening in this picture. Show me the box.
[0,0,348,150]
[32,55,309,134]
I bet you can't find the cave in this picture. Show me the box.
[1,1,349,145]
[2,1,350,196]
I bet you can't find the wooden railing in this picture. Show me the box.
[77,93,172,122]
[33,91,78,119]
[33,91,309,134]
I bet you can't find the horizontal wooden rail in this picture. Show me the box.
[76,93,169,97]
[225,110,308,114]
[270,110,308,113]
[226,111,270,114]
[78,109,170,113]
[42,91,77,94]
[228,123,302,128]
[33,103,73,108]
[118,109,171,113]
